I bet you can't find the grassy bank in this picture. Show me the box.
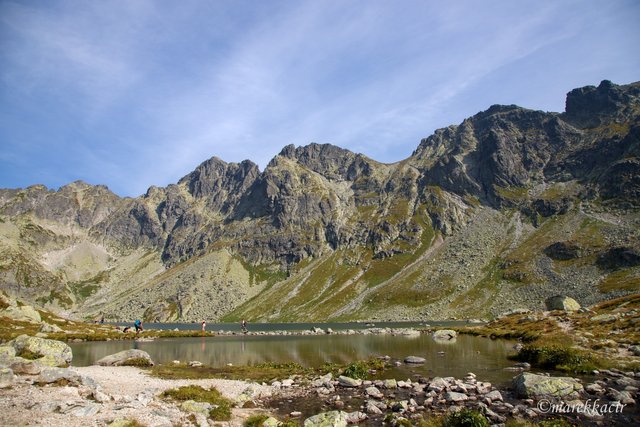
[456,293,640,372]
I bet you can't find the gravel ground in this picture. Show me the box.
[0,366,274,427]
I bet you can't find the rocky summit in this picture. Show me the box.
[0,80,638,322]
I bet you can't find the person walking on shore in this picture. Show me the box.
[241,319,248,334]
[201,321,206,334]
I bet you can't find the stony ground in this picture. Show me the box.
[0,366,273,426]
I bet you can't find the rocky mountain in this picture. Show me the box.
[1,80,638,322]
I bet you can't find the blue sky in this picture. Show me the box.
[1,0,639,197]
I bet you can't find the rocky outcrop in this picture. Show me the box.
[0,305,42,323]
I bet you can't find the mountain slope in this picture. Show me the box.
[1,80,638,321]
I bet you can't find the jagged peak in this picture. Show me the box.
[564,80,640,128]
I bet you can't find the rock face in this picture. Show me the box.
[9,335,72,367]
[1,80,639,322]
[96,349,154,367]
[545,296,581,312]
[0,305,42,323]
[512,372,584,399]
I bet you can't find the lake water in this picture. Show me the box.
[70,332,520,386]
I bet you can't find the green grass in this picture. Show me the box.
[161,385,233,421]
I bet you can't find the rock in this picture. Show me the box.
[590,313,619,323]
[585,383,605,394]
[10,359,43,375]
[383,379,398,389]
[338,375,361,388]
[543,242,584,260]
[484,390,503,402]
[262,417,280,427]
[432,329,457,340]
[0,367,15,388]
[365,386,384,399]
[404,356,426,364]
[180,400,211,416]
[391,401,409,412]
[444,391,468,402]
[428,377,449,393]
[69,403,101,417]
[304,410,349,427]
[0,345,16,362]
[512,373,583,399]
[366,401,383,414]
[96,349,154,366]
[290,411,302,417]
[40,322,63,333]
[596,246,640,270]
[628,345,640,356]
[9,335,72,366]
[188,360,203,367]
[608,389,636,405]
[346,411,367,424]
[545,295,581,311]
[282,379,294,387]
[0,305,42,323]
[35,367,82,385]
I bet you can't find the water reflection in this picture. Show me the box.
[70,334,518,385]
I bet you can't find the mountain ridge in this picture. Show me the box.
[1,79,638,322]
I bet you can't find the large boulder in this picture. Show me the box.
[543,242,584,260]
[304,410,349,427]
[0,305,42,323]
[9,335,72,366]
[512,373,583,400]
[545,296,581,312]
[96,349,154,366]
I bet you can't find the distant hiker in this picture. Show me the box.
[241,319,248,334]
[100,314,105,324]
[201,321,206,332]
[134,319,143,334]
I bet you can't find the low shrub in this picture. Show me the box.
[512,344,597,373]
[444,409,488,427]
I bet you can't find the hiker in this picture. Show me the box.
[134,319,143,334]
[201,320,206,332]
[241,319,248,334]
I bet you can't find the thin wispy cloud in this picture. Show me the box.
[1,0,639,196]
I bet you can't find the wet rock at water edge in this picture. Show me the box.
[96,349,154,366]
[404,356,426,364]
[338,375,361,388]
[432,329,457,340]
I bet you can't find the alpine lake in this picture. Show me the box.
[69,321,521,386]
